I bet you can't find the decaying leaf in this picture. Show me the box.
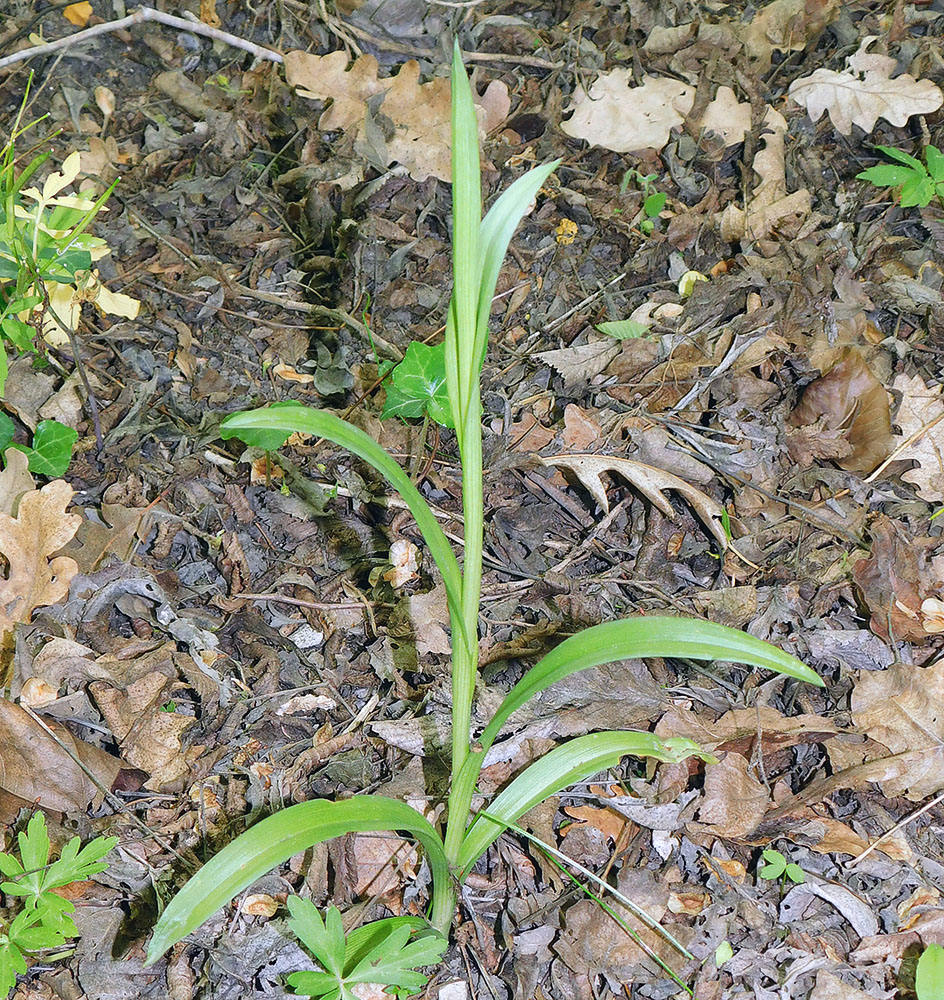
[889,373,944,502]
[692,752,770,837]
[284,52,508,183]
[0,698,123,816]
[0,481,81,669]
[91,673,201,791]
[534,341,621,387]
[786,347,892,474]
[542,453,727,549]
[719,106,812,243]
[742,0,841,65]
[852,660,944,799]
[561,74,751,153]
[0,449,35,517]
[852,515,934,642]
[788,36,944,135]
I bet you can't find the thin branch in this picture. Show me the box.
[0,6,283,72]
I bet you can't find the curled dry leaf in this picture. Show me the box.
[0,698,122,815]
[786,347,892,474]
[788,36,944,135]
[541,453,727,550]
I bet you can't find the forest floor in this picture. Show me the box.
[1,1,943,998]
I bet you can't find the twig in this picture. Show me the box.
[0,6,283,72]
[845,788,944,869]
[231,592,366,611]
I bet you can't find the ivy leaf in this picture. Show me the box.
[381,341,454,427]
[0,413,14,453]
[12,420,78,476]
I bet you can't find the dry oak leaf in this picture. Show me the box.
[0,698,122,815]
[692,752,770,838]
[0,480,80,638]
[561,73,751,152]
[719,106,812,242]
[890,373,944,502]
[788,36,944,135]
[852,660,944,800]
[283,51,508,183]
[541,452,727,550]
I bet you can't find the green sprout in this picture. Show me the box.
[857,144,944,209]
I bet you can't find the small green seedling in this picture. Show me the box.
[857,144,944,209]
[0,812,117,998]
[758,848,805,886]
[618,168,666,234]
[380,341,452,427]
[0,413,77,476]
[286,900,448,1000]
[917,943,944,1000]
[146,43,822,995]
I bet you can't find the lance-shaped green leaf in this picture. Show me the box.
[220,405,465,642]
[477,616,822,754]
[472,158,559,371]
[145,797,450,965]
[458,731,714,876]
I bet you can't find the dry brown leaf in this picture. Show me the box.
[719,107,812,243]
[0,449,35,517]
[788,36,944,135]
[284,52,507,183]
[742,0,840,65]
[91,673,200,791]
[64,501,153,573]
[0,698,122,815]
[852,515,933,642]
[0,481,81,655]
[561,72,694,153]
[541,452,727,549]
[786,347,892,474]
[851,660,944,800]
[562,75,751,153]
[534,341,621,387]
[889,373,944,502]
[561,803,630,843]
[691,752,770,837]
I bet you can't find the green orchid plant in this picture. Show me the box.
[145,45,823,995]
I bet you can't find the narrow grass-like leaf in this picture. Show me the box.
[477,616,822,753]
[220,405,465,643]
[448,39,481,436]
[458,731,714,875]
[472,160,558,370]
[145,797,449,965]
[917,943,944,1000]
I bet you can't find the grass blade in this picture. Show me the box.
[448,40,481,436]
[478,616,822,753]
[220,405,465,643]
[473,160,559,369]
[145,797,449,965]
[458,731,714,874]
